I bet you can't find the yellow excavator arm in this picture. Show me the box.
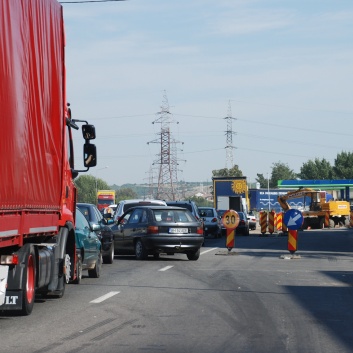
[277,188,318,212]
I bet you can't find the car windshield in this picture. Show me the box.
[153,209,195,223]
[217,210,226,217]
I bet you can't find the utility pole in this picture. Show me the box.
[224,100,236,169]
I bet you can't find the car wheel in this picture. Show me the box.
[103,244,114,264]
[135,239,148,260]
[73,256,82,284]
[88,253,102,278]
[187,248,200,261]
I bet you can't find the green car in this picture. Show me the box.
[74,207,103,284]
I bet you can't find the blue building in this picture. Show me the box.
[249,188,311,213]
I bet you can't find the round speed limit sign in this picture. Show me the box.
[222,210,240,230]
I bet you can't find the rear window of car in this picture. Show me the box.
[199,208,214,217]
[238,212,246,220]
[166,202,193,212]
[153,209,195,223]
[77,205,90,221]
[123,201,163,213]
[76,208,89,229]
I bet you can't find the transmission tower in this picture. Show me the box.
[224,100,236,169]
[147,91,182,200]
[146,166,158,199]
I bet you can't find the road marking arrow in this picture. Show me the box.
[288,213,302,226]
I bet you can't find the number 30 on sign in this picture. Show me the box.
[222,210,240,230]
[222,210,240,251]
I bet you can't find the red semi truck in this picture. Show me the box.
[0,0,97,315]
[97,190,116,212]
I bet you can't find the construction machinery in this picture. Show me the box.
[277,188,350,229]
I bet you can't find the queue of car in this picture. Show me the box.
[77,203,115,264]
[73,199,258,284]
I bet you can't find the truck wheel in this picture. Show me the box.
[51,253,70,298]
[319,218,325,229]
[329,219,335,228]
[88,253,102,278]
[21,247,36,315]
[344,217,350,227]
[103,244,114,264]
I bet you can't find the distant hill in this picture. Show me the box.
[110,182,212,199]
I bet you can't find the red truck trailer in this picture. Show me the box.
[0,0,97,315]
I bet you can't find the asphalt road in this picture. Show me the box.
[1,228,353,353]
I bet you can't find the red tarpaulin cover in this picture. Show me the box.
[0,0,65,210]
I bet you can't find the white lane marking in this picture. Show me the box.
[159,265,174,272]
[90,291,120,303]
[201,247,218,255]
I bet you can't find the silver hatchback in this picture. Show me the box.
[199,207,222,238]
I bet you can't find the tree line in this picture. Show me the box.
[75,151,353,204]
[212,151,353,188]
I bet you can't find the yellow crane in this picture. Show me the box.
[277,188,350,229]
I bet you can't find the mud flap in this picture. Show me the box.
[0,265,9,306]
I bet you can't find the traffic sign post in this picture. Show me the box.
[222,210,240,252]
[283,209,303,257]
[288,229,298,254]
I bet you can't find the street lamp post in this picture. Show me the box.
[267,172,270,211]
[95,166,109,201]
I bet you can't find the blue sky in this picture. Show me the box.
[62,0,353,186]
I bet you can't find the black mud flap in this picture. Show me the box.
[0,291,23,311]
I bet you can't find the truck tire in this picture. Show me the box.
[21,246,36,315]
[318,217,324,229]
[51,253,71,298]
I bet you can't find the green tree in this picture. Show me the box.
[270,162,297,188]
[212,164,243,177]
[299,158,334,179]
[255,173,268,188]
[189,196,213,207]
[116,188,138,202]
[75,175,110,204]
[333,151,353,179]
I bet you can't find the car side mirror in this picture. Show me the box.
[90,223,101,231]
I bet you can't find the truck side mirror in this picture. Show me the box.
[82,124,96,140]
[83,143,97,167]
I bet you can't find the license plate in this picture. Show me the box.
[169,228,188,234]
